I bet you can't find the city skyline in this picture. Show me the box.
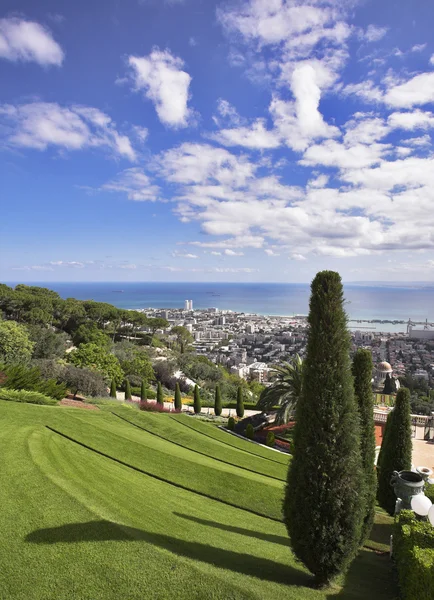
[2,0,434,283]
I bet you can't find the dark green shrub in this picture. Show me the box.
[393,510,434,600]
[425,484,434,503]
[353,349,377,545]
[124,379,132,400]
[140,380,147,402]
[236,386,244,418]
[227,416,235,431]
[0,387,58,405]
[377,388,412,515]
[156,381,164,405]
[266,431,275,447]
[174,382,182,411]
[193,384,201,414]
[245,423,254,440]
[0,363,67,400]
[284,271,364,586]
[110,379,117,398]
[214,384,222,416]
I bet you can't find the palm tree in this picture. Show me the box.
[256,354,303,424]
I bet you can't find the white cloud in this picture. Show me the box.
[290,253,307,261]
[301,139,389,169]
[210,251,222,255]
[224,249,244,256]
[403,134,431,146]
[214,99,241,126]
[430,54,434,66]
[0,17,64,66]
[0,102,136,160]
[209,119,281,149]
[411,43,427,52]
[119,264,137,270]
[101,168,159,201]
[128,49,192,127]
[265,248,280,256]
[343,80,383,103]
[172,251,199,258]
[308,174,329,188]
[388,110,434,130]
[361,25,388,43]
[344,116,389,145]
[133,125,149,142]
[49,261,85,268]
[384,72,434,108]
[189,235,264,249]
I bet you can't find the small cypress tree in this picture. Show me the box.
[124,379,132,401]
[353,349,377,545]
[214,384,222,416]
[140,380,147,402]
[174,382,182,411]
[377,387,412,515]
[193,384,201,414]
[246,423,254,440]
[284,271,363,586]
[236,386,244,418]
[156,381,164,405]
[383,373,394,395]
[227,416,235,431]
[110,379,117,398]
[266,431,275,447]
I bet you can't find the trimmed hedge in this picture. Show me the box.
[425,484,434,503]
[394,510,434,600]
[0,388,58,406]
[131,386,156,399]
[245,423,254,440]
[266,431,275,447]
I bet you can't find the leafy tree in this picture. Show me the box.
[61,365,108,398]
[236,386,244,418]
[156,381,164,405]
[110,379,117,398]
[257,354,303,424]
[119,349,154,382]
[67,343,124,384]
[27,325,69,359]
[148,317,169,338]
[0,320,34,364]
[193,384,201,414]
[72,324,111,349]
[174,382,182,410]
[214,384,222,416]
[140,380,147,401]
[171,326,194,353]
[352,349,377,545]
[124,379,132,400]
[377,387,413,515]
[284,271,363,586]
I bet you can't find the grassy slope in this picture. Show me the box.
[0,401,397,600]
[171,413,290,464]
[110,407,287,480]
[49,409,284,520]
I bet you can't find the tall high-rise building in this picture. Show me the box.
[184,300,193,311]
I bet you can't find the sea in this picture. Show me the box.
[8,281,434,333]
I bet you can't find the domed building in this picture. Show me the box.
[373,360,400,404]
[375,361,393,385]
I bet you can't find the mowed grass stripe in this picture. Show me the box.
[171,414,290,465]
[111,409,286,482]
[46,425,281,523]
[47,416,284,521]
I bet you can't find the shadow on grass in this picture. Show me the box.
[26,520,312,587]
[174,512,290,547]
[367,522,392,549]
[326,550,397,600]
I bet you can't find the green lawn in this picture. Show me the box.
[0,400,397,599]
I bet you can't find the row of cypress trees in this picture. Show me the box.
[110,379,149,401]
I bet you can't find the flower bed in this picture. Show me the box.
[139,401,180,414]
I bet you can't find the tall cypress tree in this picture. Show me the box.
[193,384,201,414]
[110,379,117,398]
[236,386,244,418]
[214,384,222,416]
[377,387,412,515]
[174,382,182,411]
[140,380,147,402]
[283,271,363,586]
[352,349,377,545]
[124,379,132,401]
[156,381,164,405]
[383,373,394,395]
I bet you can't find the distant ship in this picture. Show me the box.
[112,290,124,293]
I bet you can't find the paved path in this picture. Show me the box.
[412,439,434,471]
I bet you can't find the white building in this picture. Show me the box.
[184,300,193,311]
[409,325,434,340]
[414,369,429,382]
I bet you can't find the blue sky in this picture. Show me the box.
[1,0,434,283]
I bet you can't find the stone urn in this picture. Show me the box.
[390,470,424,509]
[416,466,433,481]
